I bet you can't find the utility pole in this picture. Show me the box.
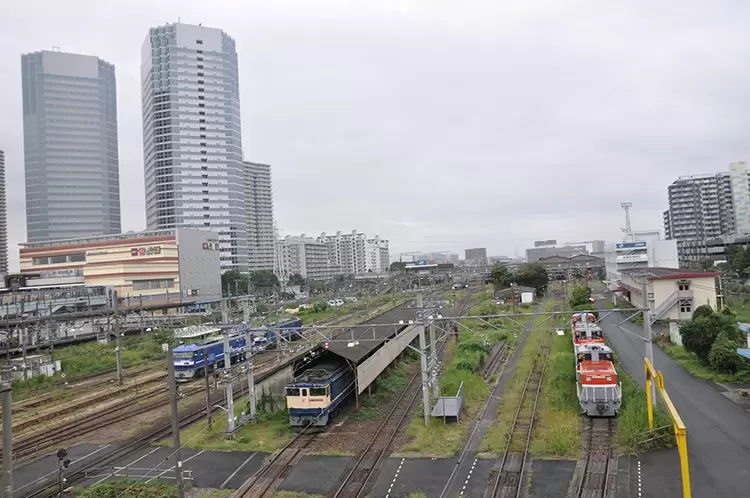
[114,290,122,385]
[223,332,235,437]
[418,324,431,427]
[21,328,27,381]
[203,350,212,429]
[428,318,439,399]
[244,330,256,421]
[166,346,185,498]
[1,370,13,498]
[641,281,656,407]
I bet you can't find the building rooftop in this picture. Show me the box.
[620,267,719,280]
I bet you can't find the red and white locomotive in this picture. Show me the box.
[571,312,621,417]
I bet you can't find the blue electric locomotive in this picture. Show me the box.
[250,318,303,351]
[172,335,247,382]
[285,362,355,427]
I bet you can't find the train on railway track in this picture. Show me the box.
[571,312,621,417]
[285,361,355,427]
[172,318,304,381]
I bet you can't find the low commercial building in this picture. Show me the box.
[465,247,488,265]
[19,229,222,304]
[526,244,588,263]
[603,231,678,286]
[618,267,718,322]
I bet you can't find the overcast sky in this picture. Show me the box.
[1,0,749,269]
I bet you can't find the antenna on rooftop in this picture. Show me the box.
[621,202,633,241]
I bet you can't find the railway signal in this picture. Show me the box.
[56,448,70,498]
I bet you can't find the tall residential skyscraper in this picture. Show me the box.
[141,23,246,271]
[21,50,121,242]
[729,161,750,234]
[0,151,7,275]
[663,173,734,240]
[244,161,275,271]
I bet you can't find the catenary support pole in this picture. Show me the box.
[221,299,229,324]
[223,333,235,436]
[166,346,185,498]
[418,324,431,427]
[114,291,122,385]
[1,375,13,498]
[203,350,212,429]
[244,331,256,421]
[429,320,439,399]
[641,281,656,407]
[21,328,27,381]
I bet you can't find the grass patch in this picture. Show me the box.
[11,332,173,394]
[355,352,418,420]
[530,330,581,457]
[165,399,291,452]
[73,480,183,497]
[614,367,674,454]
[480,318,550,453]
[657,339,750,384]
[401,331,506,456]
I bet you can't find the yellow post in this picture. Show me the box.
[644,358,654,431]
[643,357,691,498]
[676,429,691,498]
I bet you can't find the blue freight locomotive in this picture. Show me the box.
[172,335,247,382]
[285,362,355,427]
[250,318,303,352]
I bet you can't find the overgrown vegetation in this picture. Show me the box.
[11,331,173,393]
[614,366,674,454]
[658,304,750,381]
[530,325,580,457]
[167,398,292,452]
[74,480,182,498]
[401,330,508,456]
[355,351,418,420]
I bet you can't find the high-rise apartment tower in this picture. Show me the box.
[141,22,246,271]
[0,151,7,275]
[244,161,275,271]
[21,50,121,242]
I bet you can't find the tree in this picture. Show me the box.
[249,270,279,289]
[709,332,746,373]
[221,269,251,297]
[680,316,721,362]
[515,263,549,295]
[288,273,305,286]
[569,285,592,308]
[390,262,407,272]
[491,263,513,289]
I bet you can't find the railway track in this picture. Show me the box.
[488,332,553,498]
[575,418,615,498]
[234,434,316,498]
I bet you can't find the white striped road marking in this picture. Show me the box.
[385,457,405,498]
[220,453,258,488]
[16,444,111,492]
[459,458,478,496]
[146,450,205,483]
[91,446,161,486]
[638,459,642,498]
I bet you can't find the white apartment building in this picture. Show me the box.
[365,236,390,272]
[278,235,342,281]
[318,230,367,274]
[141,22,247,271]
[604,230,678,286]
[244,161,275,271]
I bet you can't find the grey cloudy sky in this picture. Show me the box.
[1,0,749,268]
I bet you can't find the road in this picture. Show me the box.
[596,296,750,498]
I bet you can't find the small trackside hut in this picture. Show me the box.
[285,306,421,427]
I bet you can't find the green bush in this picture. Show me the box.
[709,332,747,373]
